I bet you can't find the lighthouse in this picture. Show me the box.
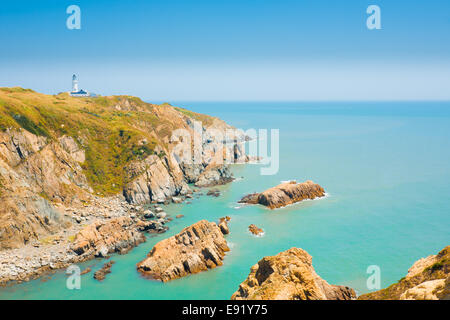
[72,74,79,92]
[70,74,90,97]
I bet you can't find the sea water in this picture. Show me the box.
[1,102,449,299]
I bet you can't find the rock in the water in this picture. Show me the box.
[218,216,231,235]
[137,220,230,282]
[231,247,356,300]
[176,214,184,219]
[359,245,450,300]
[135,219,167,234]
[81,267,92,275]
[94,261,115,281]
[156,211,167,219]
[206,189,221,197]
[239,180,325,209]
[172,196,183,204]
[143,210,154,219]
[248,224,264,236]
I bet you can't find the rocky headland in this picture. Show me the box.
[239,180,325,209]
[231,248,356,300]
[0,87,247,285]
[137,219,230,282]
[359,245,450,300]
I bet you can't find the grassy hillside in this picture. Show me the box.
[0,87,216,195]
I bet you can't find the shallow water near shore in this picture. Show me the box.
[1,101,450,299]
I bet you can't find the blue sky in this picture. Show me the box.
[0,0,449,101]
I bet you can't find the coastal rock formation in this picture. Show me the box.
[218,216,231,235]
[248,224,264,236]
[359,245,450,300]
[231,248,356,300]
[0,88,247,250]
[239,180,325,209]
[0,130,91,250]
[195,164,234,187]
[400,277,448,300]
[71,217,145,257]
[137,220,230,282]
[93,260,115,281]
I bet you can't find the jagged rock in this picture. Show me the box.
[359,245,450,300]
[218,217,231,235]
[172,196,183,204]
[71,217,145,257]
[195,165,234,187]
[137,220,230,282]
[206,189,221,197]
[239,180,325,209]
[0,131,91,250]
[94,261,115,281]
[231,248,356,300]
[143,210,154,219]
[400,278,448,300]
[248,224,264,236]
[80,267,91,275]
[123,154,189,205]
[156,211,167,219]
[135,219,167,233]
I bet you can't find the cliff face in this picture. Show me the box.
[137,220,230,282]
[231,248,356,300]
[239,180,325,209]
[0,87,245,250]
[0,130,91,250]
[359,245,450,300]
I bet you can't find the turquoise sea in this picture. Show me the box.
[1,102,450,299]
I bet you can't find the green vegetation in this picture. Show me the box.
[174,106,216,126]
[38,191,51,201]
[0,87,212,195]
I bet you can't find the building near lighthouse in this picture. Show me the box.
[70,74,90,97]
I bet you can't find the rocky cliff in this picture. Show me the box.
[0,87,246,249]
[359,245,450,300]
[239,180,325,209]
[231,248,356,300]
[137,219,230,282]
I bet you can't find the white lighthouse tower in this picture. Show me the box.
[72,74,79,92]
[70,74,89,97]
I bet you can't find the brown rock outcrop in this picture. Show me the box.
[71,217,145,257]
[359,245,450,300]
[218,216,231,235]
[239,180,325,209]
[248,224,264,236]
[231,248,356,300]
[94,260,115,281]
[137,220,230,282]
